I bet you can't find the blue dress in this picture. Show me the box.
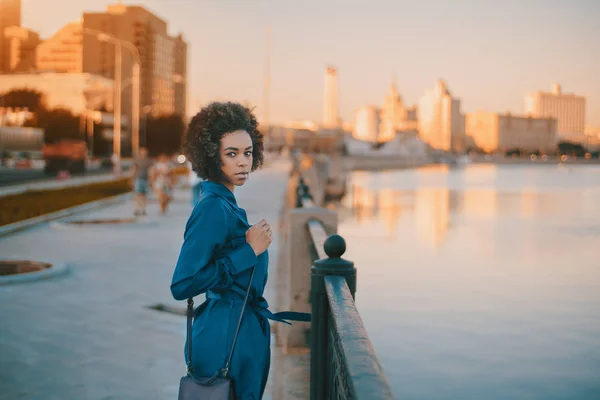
[171,181,308,399]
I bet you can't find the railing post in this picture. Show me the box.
[295,178,302,208]
[296,176,314,208]
[277,208,337,351]
[310,234,356,400]
[296,177,306,207]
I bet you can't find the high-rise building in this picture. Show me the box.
[377,82,418,142]
[173,34,187,118]
[353,105,380,143]
[524,84,585,140]
[3,26,39,72]
[323,66,339,128]
[83,3,187,118]
[35,4,187,118]
[465,111,557,154]
[378,83,407,143]
[36,21,83,73]
[418,80,465,152]
[0,0,22,72]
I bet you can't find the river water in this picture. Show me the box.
[335,163,600,400]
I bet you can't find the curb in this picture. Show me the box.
[0,192,133,238]
[50,216,157,231]
[0,173,125,198]
[0,260,70,285]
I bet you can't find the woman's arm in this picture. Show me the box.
[170,196,258,300]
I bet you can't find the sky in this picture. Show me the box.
[21,0,600,126]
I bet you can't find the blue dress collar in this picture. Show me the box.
[201,181,237,206]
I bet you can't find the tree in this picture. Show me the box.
[466,146,488,155]
[145,114,186,156]
[91,122,111,157]
[36,108,81,144]
[505,148,522,157]
[557,141,586,157]
[0,89,83,144]
[0,88,46,113]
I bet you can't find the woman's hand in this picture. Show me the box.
[246,219,272,256]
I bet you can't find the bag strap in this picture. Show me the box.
[186,266,256,381]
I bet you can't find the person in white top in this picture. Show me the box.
[151,153,174,214]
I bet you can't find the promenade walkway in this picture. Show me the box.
[0,158,292,400]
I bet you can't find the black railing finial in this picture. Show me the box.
[324,234,345,259]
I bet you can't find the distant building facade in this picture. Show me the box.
[82,4,187,118]
[418,80,465,152]
[525,84,585,141]
[35,21,83,73]
[353,105,380,143]
[378,83,418,142]
[0,0,22,72]
[3,26,40,72]
[465,111,557,154]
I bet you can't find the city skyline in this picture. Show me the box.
[20,0,600,126]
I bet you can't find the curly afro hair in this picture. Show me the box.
[186,102,264,182]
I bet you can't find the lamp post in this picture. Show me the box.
[141,105,152,148]
[263,25,271,146]
[82,28,141,172]
[113,40,122,173]
[85,110,101,158]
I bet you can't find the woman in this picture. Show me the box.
[170,102,308,399]
[152,153,174,214]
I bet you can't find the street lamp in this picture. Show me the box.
[85,110,102,158]
[82,28,141,173]
[141,105,152,148]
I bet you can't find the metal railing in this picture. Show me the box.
[296,175,395,400]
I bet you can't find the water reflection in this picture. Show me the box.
[337,164,591,248]
[414,188,450,248]
[333,163,600,400]
[379,189,403,238]
[348,185,403,237]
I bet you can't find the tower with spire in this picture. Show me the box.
[323,65,340,129]
[378,79,408,143]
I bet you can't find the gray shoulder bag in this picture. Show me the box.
[177,267,255,400]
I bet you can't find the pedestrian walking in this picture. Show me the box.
[152,153,174,215]
[130,147,153,216]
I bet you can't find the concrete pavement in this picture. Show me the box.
[0,158,293,400]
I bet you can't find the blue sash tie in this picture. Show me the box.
[206,291,311,325]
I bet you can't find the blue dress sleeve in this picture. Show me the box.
[170,196,258,300]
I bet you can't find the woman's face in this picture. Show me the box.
[219,129,253,191]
